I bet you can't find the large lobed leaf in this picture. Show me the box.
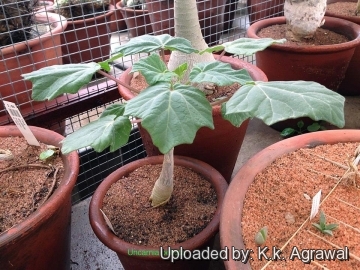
[124,82,214,154]
[222,81,345,128]
[112,34,198,57]
[61,114,132,154]
[221,38,286,56]
[189,61,253,86]
[22,63,101,101]
[131,54,176,85]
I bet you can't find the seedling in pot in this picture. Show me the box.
[280,120,326,138]
[255,226,268,245]
[22,33,345,208]
[312,210,339,236]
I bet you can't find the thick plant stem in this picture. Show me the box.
[149,148,174,207]
[284,0,326,41]
[167,0,215,78]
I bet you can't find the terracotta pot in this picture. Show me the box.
[247,0,284,24]
[0,12,66,127]
[220,129,360,270]
[47,5,114,64]
[117,1,152,37]
[109,1,128,32]
[326,0,360,96]
[223,0,239,33]
[144,0,226,46]
[0,125,79,270]
[117,55,268,182]
[89,155,228,270]
[247,16,360,92]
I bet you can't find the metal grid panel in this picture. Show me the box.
[0,0,285,202]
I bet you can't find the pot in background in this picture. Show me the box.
[117,1,152,37]
[247,16,360,92]
[326,0,360,95]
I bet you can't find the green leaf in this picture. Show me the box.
[280,128,296,137]
[222,81,345,128]
[61,115,132,154]
[323,230,334,236]
[319,210,326,226]
[222,38,286,56]
[297,120,304,129]
[307,122,321,132]
[189,62,253,86]
[98,61,111,72]
[312,223,323,231]
[199,45,225,55]
[172,63,188,79]
[22,63,101,101]
[39,149,55,160]
[131,54,175,85]
[325,223,339,231]
[124,83,214,154]
[100,104,127,118]
[112,34,198,56]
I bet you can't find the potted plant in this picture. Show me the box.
[326,0,360,95]
[50,0,114,64]
[0,1,67,133]
[117,0,152,37]
[22,0,345,267]
[144,0,226,46]
[0,125,79,269]
[220,129,360,269]
[246,5,360,93]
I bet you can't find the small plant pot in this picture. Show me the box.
[326,0,360,96]
[109,1,127,32]
[117,1,152,37]
[220,129,360,270]
[117,55,268,182]
[46,5,114,64]
[0,125,79,269]
[89,155,228,270]
[247,16,360,92]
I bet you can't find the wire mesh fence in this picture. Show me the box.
[0,0,285,204]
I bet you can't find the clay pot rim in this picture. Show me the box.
[0,12,68,56]
[247,16,360,53]
[44,5,115,25]
[117,55,268,115]
[89,155,228,259]
[326,0,360,23]
[220,129,360,270]
[117,1,148,14]
[0,125,79,244]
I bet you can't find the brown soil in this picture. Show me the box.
[327,2,360,17]
[0,136,64,233]
[130,73,241,103]
[257,25,349,46]
[102,164,217,246]
[242,142,360,269]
